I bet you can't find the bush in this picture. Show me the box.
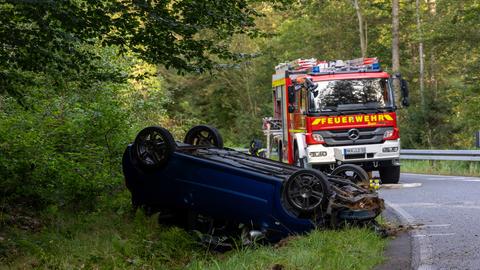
[0,47,168,211]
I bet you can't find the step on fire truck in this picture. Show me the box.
[263,58,409,184]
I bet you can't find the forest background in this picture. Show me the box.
[1,0,480,214]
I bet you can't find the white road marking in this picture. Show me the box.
[392,202,480,210]
[385,200,435,270]
[381,183,422,189]
[423,177,480,182]
[401,173,480,182]
[393,202,439,207]
[418,224,451,228]
[385,201,415,224]
[412,233,456,237]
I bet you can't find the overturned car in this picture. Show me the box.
[122,125,384,242]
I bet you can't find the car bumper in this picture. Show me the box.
[306,139,400,165]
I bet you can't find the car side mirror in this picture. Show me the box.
[287,85,295,103]
[400,79,410,107]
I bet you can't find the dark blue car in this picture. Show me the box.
[122,125,383,241]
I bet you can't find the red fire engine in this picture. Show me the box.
[264,58,409,183]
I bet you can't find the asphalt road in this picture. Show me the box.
[380,173,480,270]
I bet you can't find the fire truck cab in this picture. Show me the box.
[265,58,409,184]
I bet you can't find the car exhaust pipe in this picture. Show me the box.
[249,230,265,241]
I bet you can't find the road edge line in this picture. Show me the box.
[384,200,436,270]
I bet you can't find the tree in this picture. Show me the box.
[352,0,367,57]
[0,0,286,103]
[391,0,401,105]
[416,0,425,108]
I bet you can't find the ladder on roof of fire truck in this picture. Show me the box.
[275,57,381,75]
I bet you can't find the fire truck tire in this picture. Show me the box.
[331,164,369,183]
[278,141,283,162]
[379,166,400,184]
[133,126,176,170]
[184,125,224,148]
[284,169,331,215]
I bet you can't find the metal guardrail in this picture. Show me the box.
[235,148,480,161]
[400,149,480,161]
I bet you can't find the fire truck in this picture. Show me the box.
[264,58,409,184]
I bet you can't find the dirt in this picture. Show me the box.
[270,263,284,270]
[273,235,300,248]
[1,207,43,232]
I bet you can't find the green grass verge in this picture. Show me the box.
[401,160,480,177]
[1,193,386,270]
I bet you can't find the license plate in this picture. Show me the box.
[344,147,366,155]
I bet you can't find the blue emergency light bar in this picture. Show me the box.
[308,58,382,75]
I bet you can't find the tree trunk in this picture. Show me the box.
[416,0,425,108]
[392,0,401,106]
[352,0,367,58]
[427,0,438,97]
[364,20,368,54]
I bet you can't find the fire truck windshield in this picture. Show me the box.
[309,78,393,113]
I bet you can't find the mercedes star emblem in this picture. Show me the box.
[347,129,360,140]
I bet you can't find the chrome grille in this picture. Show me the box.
[316,127,390,146]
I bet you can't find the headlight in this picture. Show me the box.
[312,133,324,143]
[383,129,394,139]
[382,147,399,152]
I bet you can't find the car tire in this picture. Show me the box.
[331,164,369,184]
[132,126,176,170]
[379,165,400,184]
[284,169,331,216]
[184,125,224,148]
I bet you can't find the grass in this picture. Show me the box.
[1,192,387,270]
[401,160,480,177]
[188,228,385,270]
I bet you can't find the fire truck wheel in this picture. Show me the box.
[184,125,224,148]
[331,164,369,183]
[379,166,400,184]
[133,126,176,170]
[284,169,331,215]
[277,141,283,162]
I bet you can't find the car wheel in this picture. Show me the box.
[331,164,369,184]
[133,126,176,170]
[184,125,224,148]
[284,169,331,215]
[379,165,400,184]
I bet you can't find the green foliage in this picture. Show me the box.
[0,45,132,209]
[2,0,480,218]
[1,205,386,269]
[401,160,480,177]
[2,208,201,269]
[188,228,385,270]
[0,0,287,210]
[0,0,287,101]
[0,37,175,209]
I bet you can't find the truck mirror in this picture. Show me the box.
[400,79,410,107]
[304,78,317,91]
[288,104,295,113]
[288,85,296,103]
